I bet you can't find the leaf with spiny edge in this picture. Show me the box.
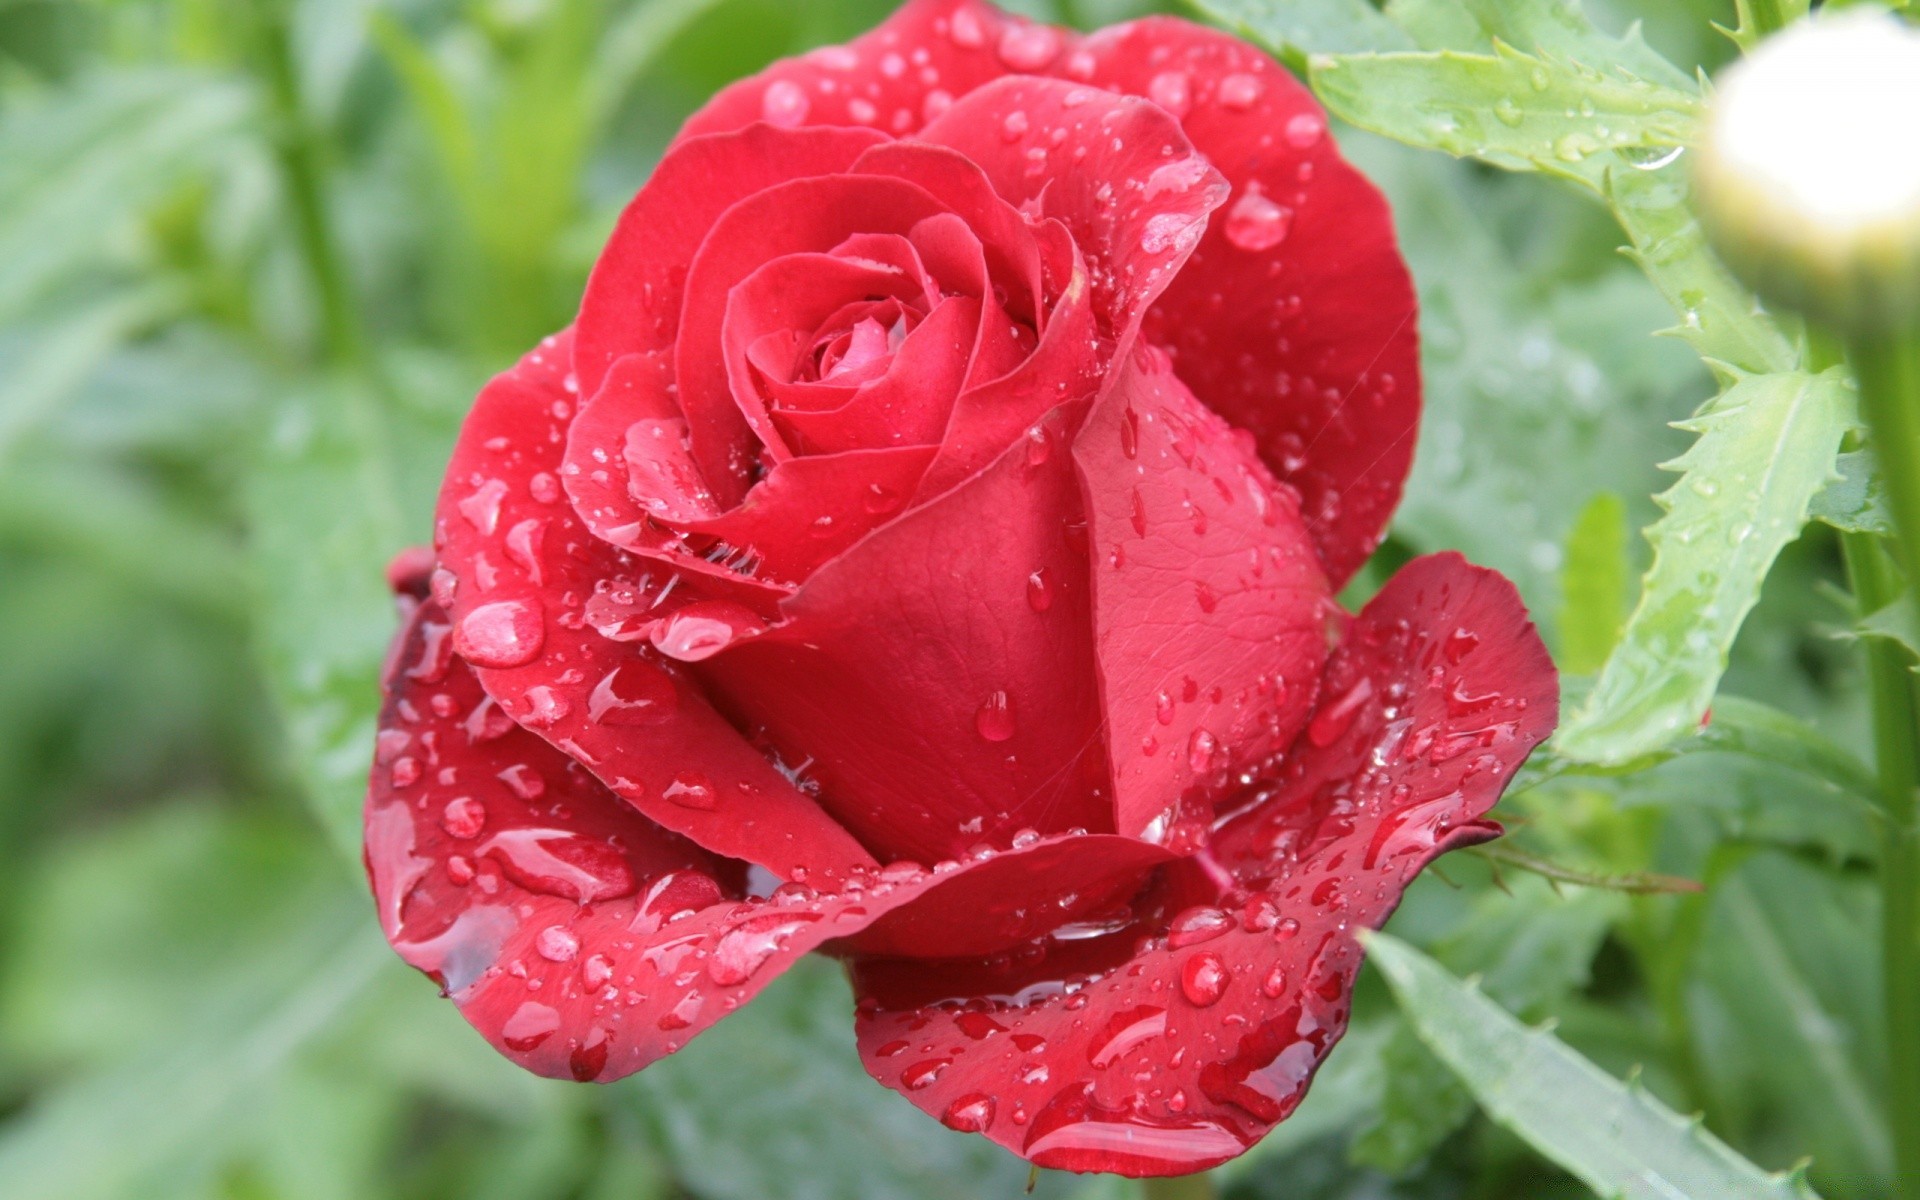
[1365,932,1827,1200]
[1556,368,1854,764]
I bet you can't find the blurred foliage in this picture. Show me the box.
[0,0,1900,1198]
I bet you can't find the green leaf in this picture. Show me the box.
[0,283,185,461]
[1687,851,1889,1188]
[1385,0,1696,88]
[1307,46,1697,192]
[1606,164,1799,376]
[245,368,462,854]
[1811,449,1892,536]
[1186,0,1410,69]
[622,958,1043,1200]
[1559,491,1632,674]
[1556,369,1853,764]
[1860,592,1920,662]
[0,70,248,322]
[1365,932,1824,1200]
[1526,694,1879,808]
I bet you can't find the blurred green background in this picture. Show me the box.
[0,0,1891,1197]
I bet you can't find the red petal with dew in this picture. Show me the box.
[1073,348,1331,843]
[432,331,874,881]
[846,553,1556,1175]
[1076,17,1421,587]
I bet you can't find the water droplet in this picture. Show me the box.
[663,772,717,810]
[441,796,487,839]
[583,953,615,989]
[957,1011,1008,1039]
[902,1057,951,1089]
[1148,71,1191,117]
[1168,906,1232,948]
[762,80,810,127]
[1026,568,1055,612]
[1001,110,1030,141]
[1217,73,1263,110]
[569,1027,611,1081]
[943,1093,997,1132]
[455,598,545,668]
[458,479,508,535]
[1087,1005,1168,1066]
[1494,96,1523,127]
[588,663,679,726]
[502,1001,561,1051]
[1284,112,1325,149]
[1625,144,1685,171]
[1306,676,1373,747]
[529,471,562,504]
[997,23,1060,70]
[1224,185,1291,252]
[1186,728,1220,775]
[1181,952,1228,1006]
[948,7,986,48]
[976,690,1015,741]
[536,925,580,962]
[1261,961,1289,998]
[708,915,817,985]
[482,828,637,903]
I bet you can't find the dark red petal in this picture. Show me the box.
[693,400,1110,866]
[846,553,1556,1176]
[916,75,1229,341]
[678,0,1046,144]
[573,122,886,404]
[434,332,874,880]
[368,617,1172,1084]
[675,174,953,499]
[767,299,978,457]
[1076,18,1420,587]
[1073,348,1331,842]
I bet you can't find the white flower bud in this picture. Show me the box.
[1693,10,1920,333]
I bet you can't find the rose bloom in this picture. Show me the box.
[366,0,1555,1177]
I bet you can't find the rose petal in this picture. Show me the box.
[1076,18,1420,586]
[847,552,1556,1176]
[916,75,1229,341]
[693,400,1111,865]
[1074,347,1331,842]
[434,332,874,880]
[679,0,1038,145]
[369,612,1181,1084]
[573,122,887,406]
[675,174,954,498]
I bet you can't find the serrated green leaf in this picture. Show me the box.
[1521,694,1879,808]
[1605,164,1799,376]
[1186,0,1410,69]
[1556,369,1852,764]
[1384,0,1695,88]
[1559,492,1632,674]
[1811,449,1892,536]
[1860,593,1920,662]
[1365,932,1824,1200]
[1307,46,1697,191]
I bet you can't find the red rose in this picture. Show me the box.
[366,0,1556,1176]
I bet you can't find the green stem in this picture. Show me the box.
[1142,1175,1216,1200]
[1839,319,1920,1200]
[247,0,365,368]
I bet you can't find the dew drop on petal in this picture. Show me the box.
[1026,568,1055,612]
[942,1093,997,1132]
[1224,185,1292,252]
[536,925,580,962]
[455,598,545,668]
[1284,111,1326,149]
[762,79,810,127]
[1181,951,1229,1006]
[1217,72,1264,110]
[975,690,1015,741]
[441,796,487,840]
